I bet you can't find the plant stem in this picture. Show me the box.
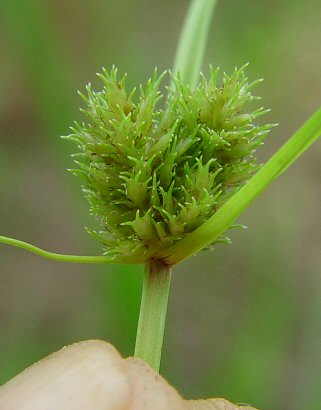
[134,0,216,372]
[134,260,172,372]
[172,0,217,89]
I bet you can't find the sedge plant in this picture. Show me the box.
[1,0,321,383]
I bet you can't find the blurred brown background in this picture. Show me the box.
[0,1,320,409]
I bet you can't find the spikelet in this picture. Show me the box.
[63,65,273,262]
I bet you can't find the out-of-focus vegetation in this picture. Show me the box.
[0,1,320,409]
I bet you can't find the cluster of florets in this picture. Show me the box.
[64,66,272,262]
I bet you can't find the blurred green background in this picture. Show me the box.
[1,1,320,408]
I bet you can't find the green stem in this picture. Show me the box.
[134,260,172,372]
[0,235,134,264]
[172,0,217,89]
[159,106,321,266]
[133,0,216,372]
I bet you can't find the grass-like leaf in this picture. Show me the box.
[159,106,321,265]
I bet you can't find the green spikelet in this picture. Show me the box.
[63,65,274,262]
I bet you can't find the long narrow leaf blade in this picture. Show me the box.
[159,107,321,266]
[0,235,135,265]
[171,0,217,89]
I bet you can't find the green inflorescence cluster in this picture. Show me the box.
[64,66,273,263]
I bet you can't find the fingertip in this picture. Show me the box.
[125,357,186,410]
[0,340,131,410]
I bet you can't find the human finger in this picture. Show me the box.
[0,340,132,410]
